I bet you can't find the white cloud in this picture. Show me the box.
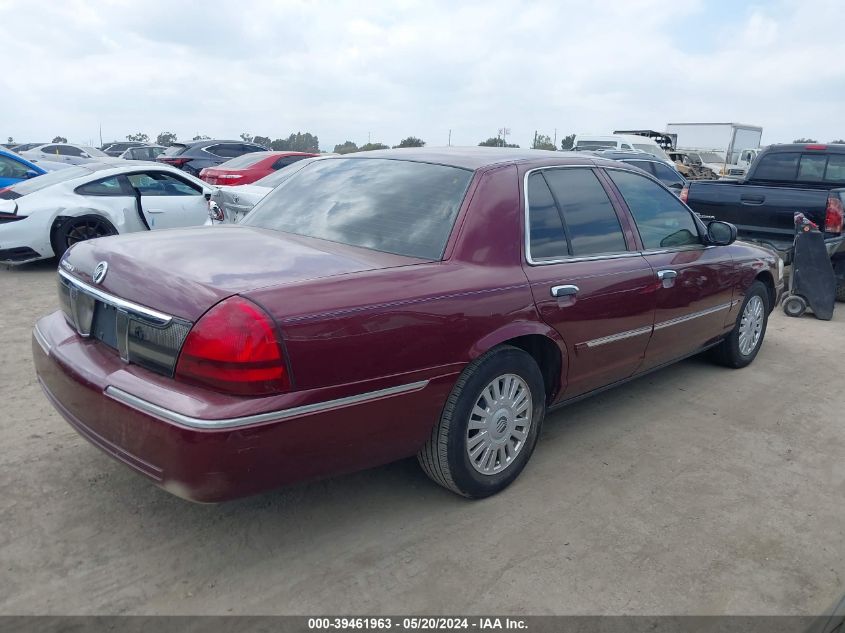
[1,0,844,148]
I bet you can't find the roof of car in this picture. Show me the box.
[321,146,617,170]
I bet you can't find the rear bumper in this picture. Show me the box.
[34,311,453,502]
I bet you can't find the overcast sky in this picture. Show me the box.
[2,0,844,150]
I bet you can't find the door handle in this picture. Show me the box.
[146,209,165,214]
[551,284,579,298]
[740,194,765,205]
[657,269,677,288]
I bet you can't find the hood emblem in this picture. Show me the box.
[92,261,108,285]
[232,195,239,203]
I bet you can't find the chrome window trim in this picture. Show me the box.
[523,163,636,266]
[58,269,173,326]
[583,325,653,349]
[105,380,431,430]
[653,302,732,330]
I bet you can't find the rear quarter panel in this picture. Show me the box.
[245,164,549,393]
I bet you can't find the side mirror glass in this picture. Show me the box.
[25,170,39,179]
[707,220,737,246]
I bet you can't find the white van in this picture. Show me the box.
[573,134,673,164]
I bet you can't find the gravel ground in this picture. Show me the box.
[1,260,843,615]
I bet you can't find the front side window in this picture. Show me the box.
[608,169,700,250]
[243,158,472,260]
[57,145,83,157]
[0,155,32,179]
[651,162,685,187]
[127,172,202,196]
[542,169,627,256]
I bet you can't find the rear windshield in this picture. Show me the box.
[0,165,92,198]
[217,152,274,169]
[698,152,725,163]
[161,144,188,157]
[242,158,473,260]
[82,146,108,157]
[576,141,617,150]
[633,144,671,161]
[254,157,317,187]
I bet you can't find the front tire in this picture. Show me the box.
[417,345,545,498]
[710,281,769,368]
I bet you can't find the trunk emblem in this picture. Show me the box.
[93,261,108,285]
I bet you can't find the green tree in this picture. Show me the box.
[253,135,272,148]
[6,136,14,145]
[560,133,576,150]
[157,132,178,146]
[478,137,519,148]
[394,136,425,148]
[240,132,254,142]
[191,134,210,141]
[333,141,359,154]
[830,139,845,144]
[532,132,556,151]
[126,132,149,142]
[359,142,390,151]
[52,136,68,143]
[270,132,320,152]
[793,137,817,143]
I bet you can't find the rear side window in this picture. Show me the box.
[526,172,569,261]
[76,176,129,196]
[542,169,627,256]
[753,152,800,181]
[272,155,309,170]
[651,162,685,187]
[608,169,700,250]
[58,145,83,157]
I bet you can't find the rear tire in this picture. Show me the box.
[710,281,769,368]
[51,216,117,259]
[417,345,545,498]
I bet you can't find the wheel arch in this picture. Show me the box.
[49,212,121,257]
[754,270,776,312]
[469,323,566,404]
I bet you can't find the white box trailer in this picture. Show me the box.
[665,123,763,164]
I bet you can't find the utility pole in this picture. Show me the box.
[448,129,451,147]
[99,123,103,148]
[554,128,557,147]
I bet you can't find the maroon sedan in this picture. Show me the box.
[33,148,783,502]
[198,151,318,185]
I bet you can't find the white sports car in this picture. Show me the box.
[0,162,213,265]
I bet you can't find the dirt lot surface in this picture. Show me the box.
[1,260,843,615]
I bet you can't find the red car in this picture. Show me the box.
[33,148,783,503]
[198,151,318,186]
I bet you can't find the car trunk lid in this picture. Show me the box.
[60,226,425,322]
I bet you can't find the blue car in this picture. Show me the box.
[0,148,46,188]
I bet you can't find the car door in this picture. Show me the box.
[521,167,657,399]
[604,168,736,372]
[125,171,208,229]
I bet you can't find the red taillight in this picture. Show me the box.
[175,297,290,396]
[825,193,844,234]
[805,144,827,150]
[679,185,689,204]
[159,157,190,167]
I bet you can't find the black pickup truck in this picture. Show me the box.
[681,143,845,298]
